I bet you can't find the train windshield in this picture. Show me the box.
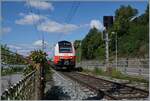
[58,41,72,53]
[59,47,72,53]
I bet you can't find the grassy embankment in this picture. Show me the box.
[82,67,148,84]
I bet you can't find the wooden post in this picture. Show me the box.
[34,63,45,100]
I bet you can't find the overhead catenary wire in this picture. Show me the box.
[27,0,41,48]
[27,1,80,54]
[44,1,80,53]
[27,0,46,51]
[47,1,80,57]
[37,0,46,51]
[55,1,80,43]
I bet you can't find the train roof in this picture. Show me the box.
[58,40,71,43]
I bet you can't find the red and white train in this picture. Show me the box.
[53,40,76,69]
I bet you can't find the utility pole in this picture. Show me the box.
[42,33,44,51]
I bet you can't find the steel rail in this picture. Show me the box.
[59,71,149,100]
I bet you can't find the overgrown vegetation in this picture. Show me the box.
[2,67,23,76]
[1,44,26,76]
[1,45,26,64]
[110,5,149,58]
[74,5,149,61]
[23,50,52,81]
[82,68,148,83]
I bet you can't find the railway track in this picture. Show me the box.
[60,71,149,100]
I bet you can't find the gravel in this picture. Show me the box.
[49,70,99,100]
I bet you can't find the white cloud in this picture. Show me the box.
[7,44,37,56]
[15,13,46,25]
[7,45,22,50]
[37,20,78,33]
[6,43,54,56]
[17,49,31,56]
[2,27,11,34]
[26,1,54,10]
[19,12,25,16]
[33,40,48,47]
[90,20,105,31]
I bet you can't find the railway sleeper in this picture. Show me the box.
[114,94,148,100]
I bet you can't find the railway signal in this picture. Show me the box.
[103,16,113,74]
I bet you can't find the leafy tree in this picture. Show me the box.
[133,5,149,25]
[74,40,81,49]
[110,5,149,58]
[81,27,104,60]
[74,40,82,62]
[113,5,138,37]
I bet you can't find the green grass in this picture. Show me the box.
[45,66,53,82]
[93,67,105,75]
[82,67,149,84]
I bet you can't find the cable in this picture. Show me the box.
[37,0,45,51]
[55,1,80,42]
[27,1,80,54]
[27,0,42,48]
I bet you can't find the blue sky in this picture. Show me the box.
[1,1,148,56]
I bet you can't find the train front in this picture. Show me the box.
[54,41,76,69]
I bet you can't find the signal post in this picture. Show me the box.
[103,16,113,75]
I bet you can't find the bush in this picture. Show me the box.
[93,67,105,75]
[25,50,53,81]
[111,68,124,78]
[29,50,47,63]
[23,65,34,76]
[2,67,23,76]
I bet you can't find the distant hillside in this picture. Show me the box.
[74,5,149,61]
[1,44,26,64]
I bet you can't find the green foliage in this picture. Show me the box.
[24,50,53,81]
[1,44,26,64]
[93,67,105,75]
[29,50,47,63]
[2,67,23,76]
[82,68,148,83]
[23,65,34,76]
[114,5,138,37]
[45,65,53,81]
[111,69,148,83]
[74,40,82,62]
[74,40,81,49]
[75,46,82,62]
[94,46,105,60]
[110,5,149,57]
[75,5,148,60]
[111,68,124,78]
[133,5,149,25]
[81,27,104,60]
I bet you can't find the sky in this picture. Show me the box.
[1,0,148,57]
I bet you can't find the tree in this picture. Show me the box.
[110,5,149,57]
[74,40,81,49]
[74,40,82,62]
[133,5,149,25]
[81,27,104,60]
[113,5,138,37]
